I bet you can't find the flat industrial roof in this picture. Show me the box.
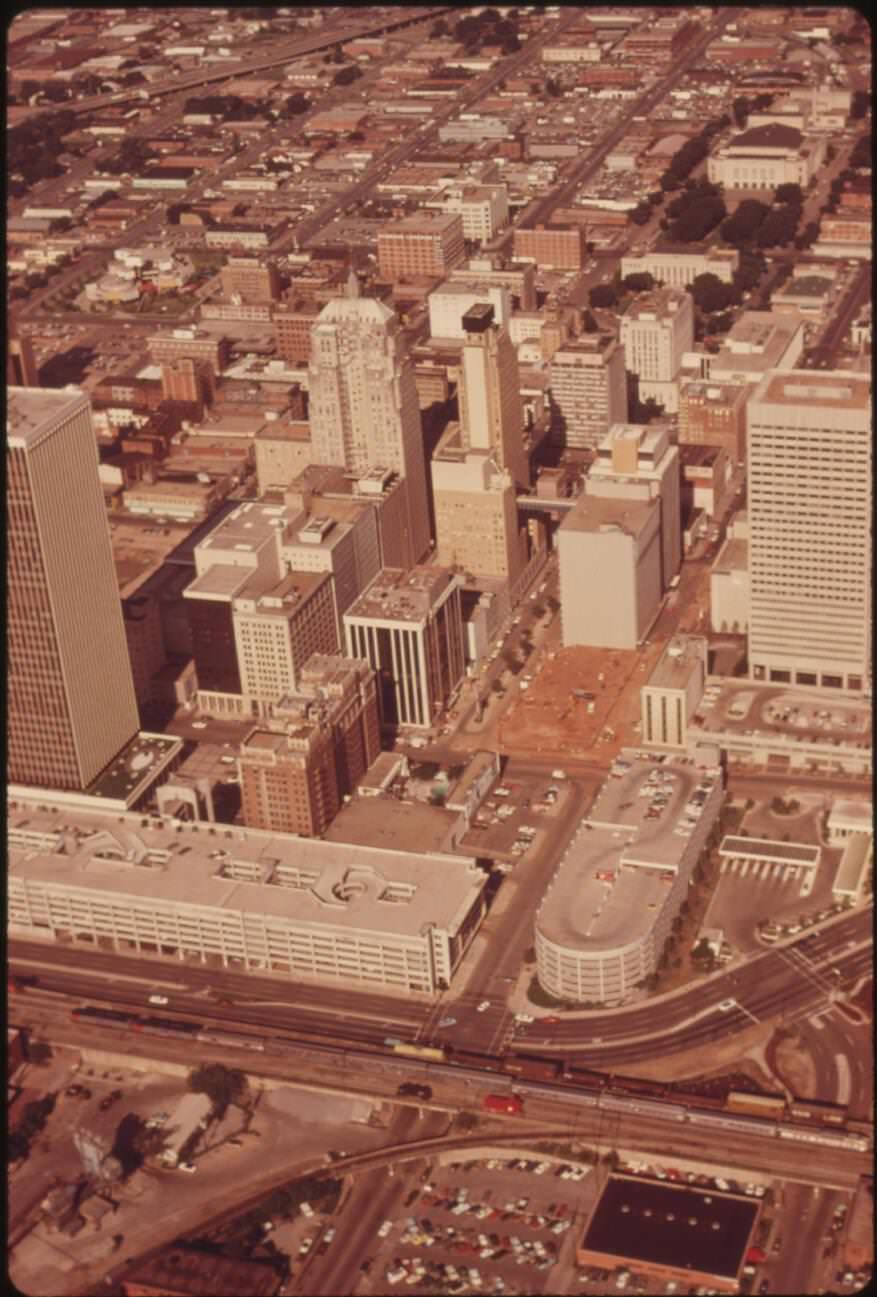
[7,804,484,939]
[583,1175,758,1280]
[538,753,721,953]
[647,638,706,691]
[719,836,820,866]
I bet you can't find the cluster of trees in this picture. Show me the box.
[8,108,76,194]
[719,185,803,251]
[657,115,729,192]
[688,272,737,315]
[183,94,261,121]
[628,190,664,226]
[850,89,871,120]
[102,135,156,176]
[662,176,727,243]
[8,1094,55,1164]
[622,272,655,294]
[334,64,363,87]
[282,92,309,117]
[453,8,520,54]
[849,133,871,170]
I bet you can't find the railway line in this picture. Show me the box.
[61,1002,870,1157]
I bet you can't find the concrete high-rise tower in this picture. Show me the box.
[457,304,529,490]
[7,388,139,789]
[308,297,431,567]
[746,369,871,693]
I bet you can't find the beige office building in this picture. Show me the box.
[558,493,663,650]
[589,423,681,591]
[619,287,693,415]
[746,369,872,693]
[431,435,527,584]
[549,335,627,450]
[308,292,431,567]
[8,388,139,790]
[621,246,739,288]
[640,636,708,749]
[457,303,529,489]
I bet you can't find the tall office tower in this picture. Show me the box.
[7,388,139,789]
[588,423,681,590]
[308,294,431,567]
[7,312,38,386]
[548,335,628,449]
[747,369,872,693]
[457,304,529,489]
[619,287,693,414]
[344,567,465,729]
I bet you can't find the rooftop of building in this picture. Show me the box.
[621,286,690,320]
[678,443,723,468]
[537,752,722,954]
[560,492,659,538]
[727,121,804,150]
[750,368,872,411]
[828,799,873,830]
[595,422,672,465]
[582,1174,758,1281]
[691,680,872,747]
[197,500,287,556]
[681,378,747,404]
[647,636,708,691]
[381,212,463,234]
[7,803,485,938]
[85,732,183,808]
[346,565,457,624]
[7,385,88,448]
[324,792,458,856]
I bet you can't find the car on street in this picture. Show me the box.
[178,1161,197,1174]
[378,1220,393,1238]
[477,1000,491,1013]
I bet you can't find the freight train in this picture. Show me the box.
[68,1004,869,1153]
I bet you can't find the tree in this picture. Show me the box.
[851,90,871,120]
[667,194,726,243]
[334,65,362,87]
[589,283,618,309]
[688,273,735,313]
[188,1062,246,1115]
[622,272,655,293]
[545,77,562,98]
[629,202,652,226]
[720,198,770,246]
[850,134,871,169]
[431,17,448,37]
[756,204,800,248]
[285,93,309,116]
[774,182,803,206]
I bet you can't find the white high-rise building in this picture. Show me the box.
[747,369,872,693]
[7,388,139,789]
[549,335,628,449]
[308,291,431,567]
[619,287,693,414]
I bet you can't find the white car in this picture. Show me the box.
[148,994,168,1006]
[191,721,208,729]
[476,1000,491,1012]
[178,1161,197,1174]
[378,1220,393,1238]
[514,1013,535,1024]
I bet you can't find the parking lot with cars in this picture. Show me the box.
[461,773,571,869]
[365,1154,595,1296]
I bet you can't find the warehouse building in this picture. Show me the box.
[578,1174,760,1293]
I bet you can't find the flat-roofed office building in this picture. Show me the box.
[558,494,662,651]
[344,566,465,730]
[640,636,708,749]
[7,803,489,994]
[746,369,871,693]
[8,388,139,790]
[549,335,628,449]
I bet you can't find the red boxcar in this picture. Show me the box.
[483,1093,523,1115]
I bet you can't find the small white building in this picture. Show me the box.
[640,636,708,750]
